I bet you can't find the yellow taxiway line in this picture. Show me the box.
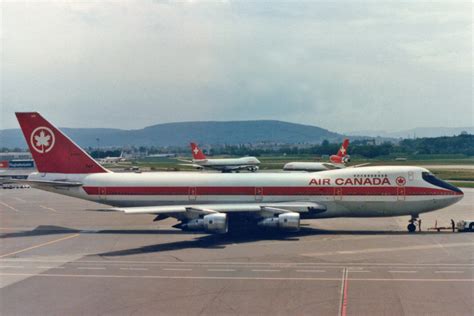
[0,234,80,258]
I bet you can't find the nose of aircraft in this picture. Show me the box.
[447,185,464,205]
[454,187,464,199]
[450,184,464,195]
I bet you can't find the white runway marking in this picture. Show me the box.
[1,273,474,282]
[435,271,464,274]
[163,268,192,271]
[389,270,417,273]
[0,266,24,269]
[251,269,280,272]
[207,269,235,272]
[120,267,149,271]
[255,235,380,247]
[295,270,326,273]
[338,268,349,316]
[349,270,370,273]
[77,267,106,270]
[37,266,64,269]
[39,205,59,213]
[0,201,20,212]
[1,259,473,268]
[303,242,474,257]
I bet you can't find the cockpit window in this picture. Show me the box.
[422,172,463,193]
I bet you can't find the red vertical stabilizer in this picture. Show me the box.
[15,112,108,174]
[190,142,207,160]
[329,139,350,164]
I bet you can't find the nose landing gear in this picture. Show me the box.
[407,214,419,233]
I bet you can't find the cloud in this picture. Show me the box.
[1,1,472,133]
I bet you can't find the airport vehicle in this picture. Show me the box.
[179,142,260,172]
[456,220,474,232]
[283,139,351,172]
[15,112,463,234]
[1,183,30,189]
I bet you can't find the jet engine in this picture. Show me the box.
[183,213,228,234]
[248,166,259,172]
[330,154,350,164]
[257,212,300,232]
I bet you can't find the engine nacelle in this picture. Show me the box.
[204,213,228,234]
[330,155,350,165]
[257,212,300,232]
[185,218,205,230]
[184,213,228,234]
[247,166,259,172]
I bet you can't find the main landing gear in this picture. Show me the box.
[407,214,419,233]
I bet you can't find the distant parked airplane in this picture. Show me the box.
[283,139,351,172]
[179,143,260,172]
[98,151,127,164]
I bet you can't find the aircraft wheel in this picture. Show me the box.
[407,223,416,233]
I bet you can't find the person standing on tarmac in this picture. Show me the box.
[451,219,455,232]
[418,218,422,232]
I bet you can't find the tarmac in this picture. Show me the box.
[0,188,473,315]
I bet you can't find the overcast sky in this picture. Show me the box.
[1,0,472,133]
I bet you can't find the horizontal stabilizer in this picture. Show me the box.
[12,179,83,187]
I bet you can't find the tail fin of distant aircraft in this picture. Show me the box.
[15,112,109,174]
[190,143,207,160]
[329,139,350,164]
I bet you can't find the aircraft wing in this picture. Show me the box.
[112,201,326,215]
[346,163,371,168]
[178,163,204,169]
[177,158,193,163]
[223,165,258,171]
[321,163,342,170]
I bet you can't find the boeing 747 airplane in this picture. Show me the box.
[15,113,463,234]
[180,142,260,172]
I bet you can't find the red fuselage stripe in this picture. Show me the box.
[82,186,459,196]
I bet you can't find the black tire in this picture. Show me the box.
[407,223,416,233]
[469,223,474,232]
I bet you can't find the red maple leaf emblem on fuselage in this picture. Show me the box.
[396,176,406,186]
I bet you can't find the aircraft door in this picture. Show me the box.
[334,187,343,201]
[397,187,406,201]
[189,187,197,201]
[255,187,264,202]
[98,187,107,201]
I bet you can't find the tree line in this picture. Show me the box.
[2,134,472,159]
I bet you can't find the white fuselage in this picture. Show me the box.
[283,162,343,172]
[28,166,462,219]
